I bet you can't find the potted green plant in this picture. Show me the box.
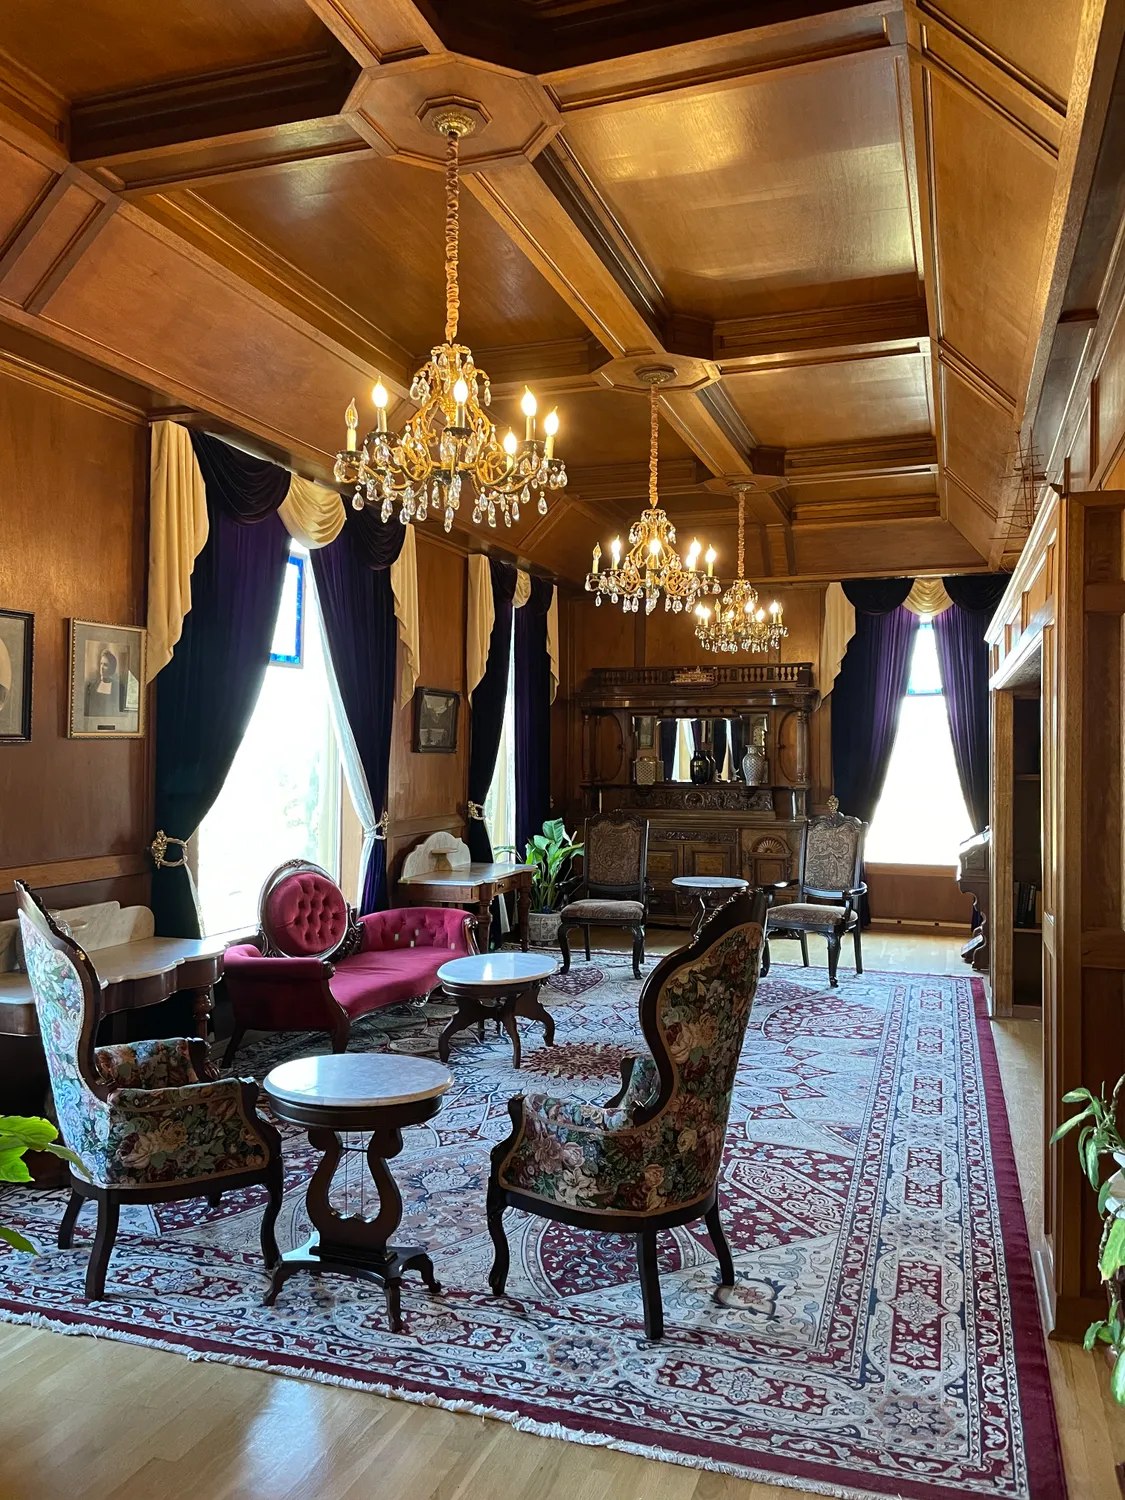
[1,1115,87,1253]
[507,818,583,948]
[1052,1077,1125,1402]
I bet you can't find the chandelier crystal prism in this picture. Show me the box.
[333,107,566,533]
[584,374,720,615]
[694,490,787,653]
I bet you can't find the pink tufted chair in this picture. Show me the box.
[222,861,474,1065]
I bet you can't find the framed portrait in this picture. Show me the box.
[413,686,459,753]
[0,609,33,743]
[68,620,147,739]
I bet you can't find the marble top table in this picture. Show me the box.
[435,951,559,1069]
[263,1052,452,1328]
[0,929,250,1040]
[397,861,535,950]
[672,875,750,934]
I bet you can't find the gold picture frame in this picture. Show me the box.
[67,620,147,739]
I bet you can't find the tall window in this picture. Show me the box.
[194,544,342,935]
[484,630,517,856]
[865,616,973,865]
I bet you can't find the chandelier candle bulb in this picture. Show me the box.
[345,398,358,452]
[705,546,716,577]
[544,407,559,458]
[503,429,518,457]
[521,388,537,441]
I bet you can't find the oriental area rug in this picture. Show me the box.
[0,959,1065,1500]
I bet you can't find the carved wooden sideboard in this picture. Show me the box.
[578,663,816,926]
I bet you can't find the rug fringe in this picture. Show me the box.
[0,1304,895,1500]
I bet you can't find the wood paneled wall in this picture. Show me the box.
[386,532,468,879]
[0,371,150,920]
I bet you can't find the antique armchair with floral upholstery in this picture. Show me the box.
[487,889,766,1340]
[760,796,867,988]
[16,882,283,1301]
[557,813,650,981]
[222,859,475,1064]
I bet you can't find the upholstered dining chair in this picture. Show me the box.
[760,796,867,988]
[487,889,766,1340]
[16,882,283,1301]
[557,813,650,980]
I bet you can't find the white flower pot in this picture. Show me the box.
[527,910,561,948]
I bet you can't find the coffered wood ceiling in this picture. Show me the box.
[0,0,1114,583]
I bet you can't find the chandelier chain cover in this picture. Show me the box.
[333,109,566,533]
[694,490,787,653]
[584,379,721,615]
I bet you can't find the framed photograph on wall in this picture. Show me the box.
[413,686,459,753]
[0,608,33,743]
[68,620,147,739]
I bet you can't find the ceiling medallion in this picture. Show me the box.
[333,105,566,533]
[584,370,720,615]
[694,489,786,653]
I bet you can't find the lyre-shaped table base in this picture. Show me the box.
[262,1058,451,1332]
[263,1124,442,1330]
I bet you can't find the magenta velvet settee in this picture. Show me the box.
[222,860,473,1064]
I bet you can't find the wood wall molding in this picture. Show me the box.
[0,853,150,893]
[0,343,147,424]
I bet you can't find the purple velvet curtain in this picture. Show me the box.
[934,573,1012,833]
[712,718,729,776]
[153,436,292,936]
[832,580,918,924]
[832,580,917,821]
[468,560,519,863]
[514,577,554,855]
[310,518,404,914]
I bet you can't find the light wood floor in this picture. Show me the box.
[1,933,1123,1500]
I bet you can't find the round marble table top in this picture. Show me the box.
[671,876,750,891]
[264,1052,453,1109]
[437,951,559,988]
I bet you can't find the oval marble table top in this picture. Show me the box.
[671,876,750,891]
[264,1052,453,1109]
[437,951,559,987]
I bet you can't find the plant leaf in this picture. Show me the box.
[1062,1088,1096,1104]
[0,1149,32,1184]
[0,1115,58,1149]
[1051,1111,1092,1142]
[44,1143,90,1178]
[1112,1349,1125,1406]
[0,1224,37,1255]
[1085,1320,1108,1350]
[1101,1217,1125,1280]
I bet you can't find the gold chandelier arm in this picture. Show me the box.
[444,130,460,346]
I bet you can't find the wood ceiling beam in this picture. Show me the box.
[71,48,365,196]
[300,0,443,70]
[712,296,929,369]
[564,456,711,503]
[785,434,939,482]
[462,334,611,391]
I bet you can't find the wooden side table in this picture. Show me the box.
[672,876,750,935]
[262,1053,452,1330]
[397,861,535,950]
[436,952,558,1068]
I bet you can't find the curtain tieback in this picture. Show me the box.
[467,800,487,821]
[150,831,190,868]
[149,830,204,932]
[373,810,390,842]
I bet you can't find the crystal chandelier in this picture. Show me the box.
[333,107,566,533]
[694,490,786,653]
[584,375,720,615]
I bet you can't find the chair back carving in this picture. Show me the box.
[633,890,765,1198]
[259,859,358,959]
[800,796,866,897]
[582,813,649,901]
[17,882,113,1171]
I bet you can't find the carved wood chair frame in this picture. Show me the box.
[16,881,283,1301]
[558,812,651,980]
[760,796,868,988]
